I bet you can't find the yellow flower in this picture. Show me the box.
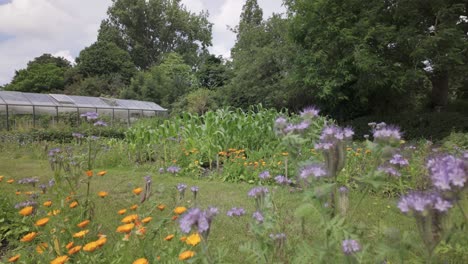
[98,191,108,198]
[116,223,135,233]
[141,217,152,224]
[164,234,174,241]
[130,204,138,210]
[35,217,50,227]
[50,255,69,264]
[20,232,37,242]
[157,204,166,211]
[178,250,196,260]
[43,201,52,207]
[8,254,20,262]
[133,187,143,195]
[95,236,107,247]
[118,209,127,215]
[73,230,89,238]
[69,201,78,208]
[365,149,371,154]
[97,170,107,176]
[83,241,98,252]
[7,179,14,184]
[281,152,289,156]
[19,206,34,216]
[77,220,90,228]
[48,210,60,216]
[65,242,74,250]
[133,258,149,264]
[173,206,187,215]
[68,245,82,255]
[186,233,201,246]
[36,242,48,254]
[121,214,138,223]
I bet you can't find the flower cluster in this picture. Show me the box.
[18,177,39,186]
[427,154,466,191]
[167,166,181,174]
[258,170,271,180]
[274,175,292,185]
[80,112,99,121]
[248,187,269,198]
[300,106,320,119]
[389,154,409,167]
[315,125,353,150]
[398,191,452,214]
[226,207,246,217]
[299,164,327,179]
[372,123,402,144]
[179,207,218,234]
[342,239,361,255]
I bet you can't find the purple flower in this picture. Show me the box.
[159,167,165,174]
[398,192,451,214]
[167,166,181,174]
[342,239,361,255]
[80,112,99,121]
[72,132,84,138]
[48,179,55,187]
[427,154,466,191]
[259,171,271,180]
[227,207,246,217]
[191,186,199,193]
[339,186,348,193]
[315,125,353,150]
[248,187,269,198]
[48,148,61,157]
[274,175,292,185]
[275,117,288,128]
[252,211,264,223]
[179,207,218,234]
[94,120,108,127]
[177,183,187,193]
[18,177,39,186]
[14,200,37,209]
[39,184,47,193]
[299,164,327,179]
[389,154,409,167]
[378,166,401,177]
[373,125,402,144]
[300,106,320,118]
[144,175,152,184]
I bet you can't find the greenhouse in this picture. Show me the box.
[0,91,167,130]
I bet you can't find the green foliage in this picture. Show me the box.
[196,55,230,90]
[442,132,468,150]
[346,112,468,141]
[171,88,219,115]
[99,0,212,69]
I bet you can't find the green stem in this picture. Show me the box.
[455,199,468,221]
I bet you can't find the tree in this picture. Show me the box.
[4,54,71,93]
[75,41,136,84]
[121,53,197,107]
[196,55,230,90]
[98,0,212,69]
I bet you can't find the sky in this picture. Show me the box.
[0,0,285,86]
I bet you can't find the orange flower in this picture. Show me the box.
[7,179,14,184]
[73,230,89,238]
[65,242,74,250]
[136,227,146,236]
[77,220,90,228]
[179,250,195,260]
[0,175,3,181]
[86,170,93,177]
[133,258,149,264]
[141,217,152,224]
[43,200,52,207]
[180,236,187,242]
[20,232,37,242]
[50,255,69,264]
[48,210,60,216]
[123,234,131,241]
[83,241,98,252]
[186,233,201,246]
[36,242,48,254]
[69,201,78,208]
[35,217,50,227]
[133,187,143,195]
[157,204,166,211]
[172,215,178,221]
[116,223,135,234]
[15,191,21,195]
[98,191,108,198]
[95,236,107,247]
[19,206,34,216]
[97,170,107,176]
[164,234,174,241]
[121,214,138,223]
[173,207,187,215]
[118,209,127,215]
[129,204,138,210]
[68,245,82,255]
[8,254,20,262]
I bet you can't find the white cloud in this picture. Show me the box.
[52,50,75,65]
[181,0,205,14]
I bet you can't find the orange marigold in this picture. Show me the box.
[86,170,93,177]
[97,191,108,198]
[133,187,143,195]
[8,254,20,262]
[43,200,52,207]
[118,209,127,215]
[141,217,152,224]
[69,201,78,208]
[132,258,149,264]
[157,204,166,211]
[186,233,201,246]
[72,230,89,238]
[164,234,174,241]
[19,206,33,216]
[97,170,107,176]
[65,242,74,250]
[77,220,90,228]
[83,241,98,252]
[20,232,37,242]
[173,206,187,215]
[68,245,82,255]
[50,255,69,264]
[116,223,135,234]
[36,242,48,254]
[7,179,14,184]
[129,204,138,210]
[48,210,60,216]
[95,236,107,247]
[35,217,50,227]
[179,250,196,260]
[121,214,138,223]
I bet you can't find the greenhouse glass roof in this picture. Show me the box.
[0,91,166,112]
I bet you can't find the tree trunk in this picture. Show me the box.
[430,71,449,111]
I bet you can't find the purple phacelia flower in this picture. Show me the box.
[427,154,466,191]
[72,132,84,138]
[18,177,39,186]
[167,166,181,174]
[252,211,264,223]
[342,239,361,255]
[274,175,292,185]
[248,187,269,198]
[259,171,271,180]
[378,166,401,177]
[300,106,320,119]
[80,112,99,120]
[373,125,402,144]
[176,183,187,193]
[159,167,165,174]
[14,200,37,209]
[227,207,246,217]
[179,207,218,234]
[300,164,327,179]
[269,233,287,240]
[315,125,353,150]
[144,175,152,184]
[389,154,409,167]
[339,186,348,193]
[398,192,451,214]
[191,186,199,193]
[94,120,108,127]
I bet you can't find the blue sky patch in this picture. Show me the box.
[0,33,15,42]
[0,0,13,6]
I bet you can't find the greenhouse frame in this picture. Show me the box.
[0,91,167,130]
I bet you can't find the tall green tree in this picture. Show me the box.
[98,0,212,69]
[196,55,230,90]
[4,54,71,93]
